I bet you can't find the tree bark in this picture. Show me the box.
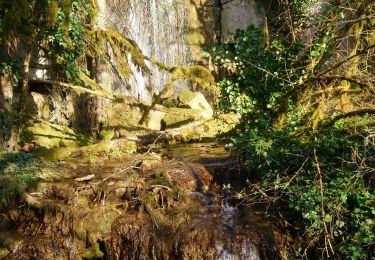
[18,41,33,115]
[85,0,112,138]
[8,41,33,149]
[0,73,13,111]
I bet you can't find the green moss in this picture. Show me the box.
[21,117,92,149]
[36,140,137,161]
[188,31,205,46]
[87,28,150,81]
[99,129,114,141]
[158,65,218,95]
[0,248,9,258]
[82,242,104,259]
[163,108,203,128]
[108,101,156,136]
[47,0,59,27]
[178,90,197,105]
[161,98,178,108]
[171,114,239,142]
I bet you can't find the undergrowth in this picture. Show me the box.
[0,152,50,210]
[211,0,375,258]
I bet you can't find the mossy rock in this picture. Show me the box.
[163,108,204,129]
[21,117,91,149]
[177,90,213,119]
[99,129,115,141]
[108,100,143,129]
[107,99,155,136]
[145,110,166,131]
[162,98,179,108]
[171,114,239,141]
[0,248,9,258]
[82,243,104,259]
[36,139,137,161]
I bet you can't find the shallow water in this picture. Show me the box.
[0,143,283,259]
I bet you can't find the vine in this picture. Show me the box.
[212,0,375,258]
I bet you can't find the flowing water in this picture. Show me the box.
[0,143,283,259]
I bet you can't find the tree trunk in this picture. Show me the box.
[7,41,33,149]
[85,0,112,138]
[18,43,33,114]
[0,73,13,111]
[0,73,14,149]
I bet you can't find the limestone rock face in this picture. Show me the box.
[30,92,50,120]
[146,110,166,131]
[221,0,263,40]
[178,90,213,119]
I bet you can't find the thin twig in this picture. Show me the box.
[313,147,334,257]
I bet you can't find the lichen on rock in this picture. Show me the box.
[178,90,214,119]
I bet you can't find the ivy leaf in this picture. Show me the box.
[324,214,332,223]
[336,220,345,228]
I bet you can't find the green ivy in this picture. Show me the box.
[45,0,88,82]
[211,14,374,260]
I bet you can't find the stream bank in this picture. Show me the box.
[0,143,286,259]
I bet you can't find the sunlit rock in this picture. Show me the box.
[178,90,213,119]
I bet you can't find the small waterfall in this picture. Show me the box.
[108,0,192,101]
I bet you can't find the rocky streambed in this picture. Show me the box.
[0,143,286,259]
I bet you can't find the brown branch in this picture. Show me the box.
[317,75,374,89]
[28,78,115,100]
[313,44,375,79]
[323,108,375,128]
[277,44,375,114]
[313,147,334,257]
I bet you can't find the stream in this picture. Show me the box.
[0,143,284,259]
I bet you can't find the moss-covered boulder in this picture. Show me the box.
[36,139,137,161]
[107,100,154,138]
[163,107,205,129]
[22,117,91,149]
[146,110,166,130]
[178,90,213,119]
[108,97,203,133]
[168,113,239,141]
[161,98,179,108]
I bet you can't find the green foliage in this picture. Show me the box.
[0,60,19,86]
[0,152,45,210]
[241,124,375,258]
[0,0,49,41]
[212,0,375,258]
[45,0,88,81]
[211,25,304,117]
[99,129,114,141]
